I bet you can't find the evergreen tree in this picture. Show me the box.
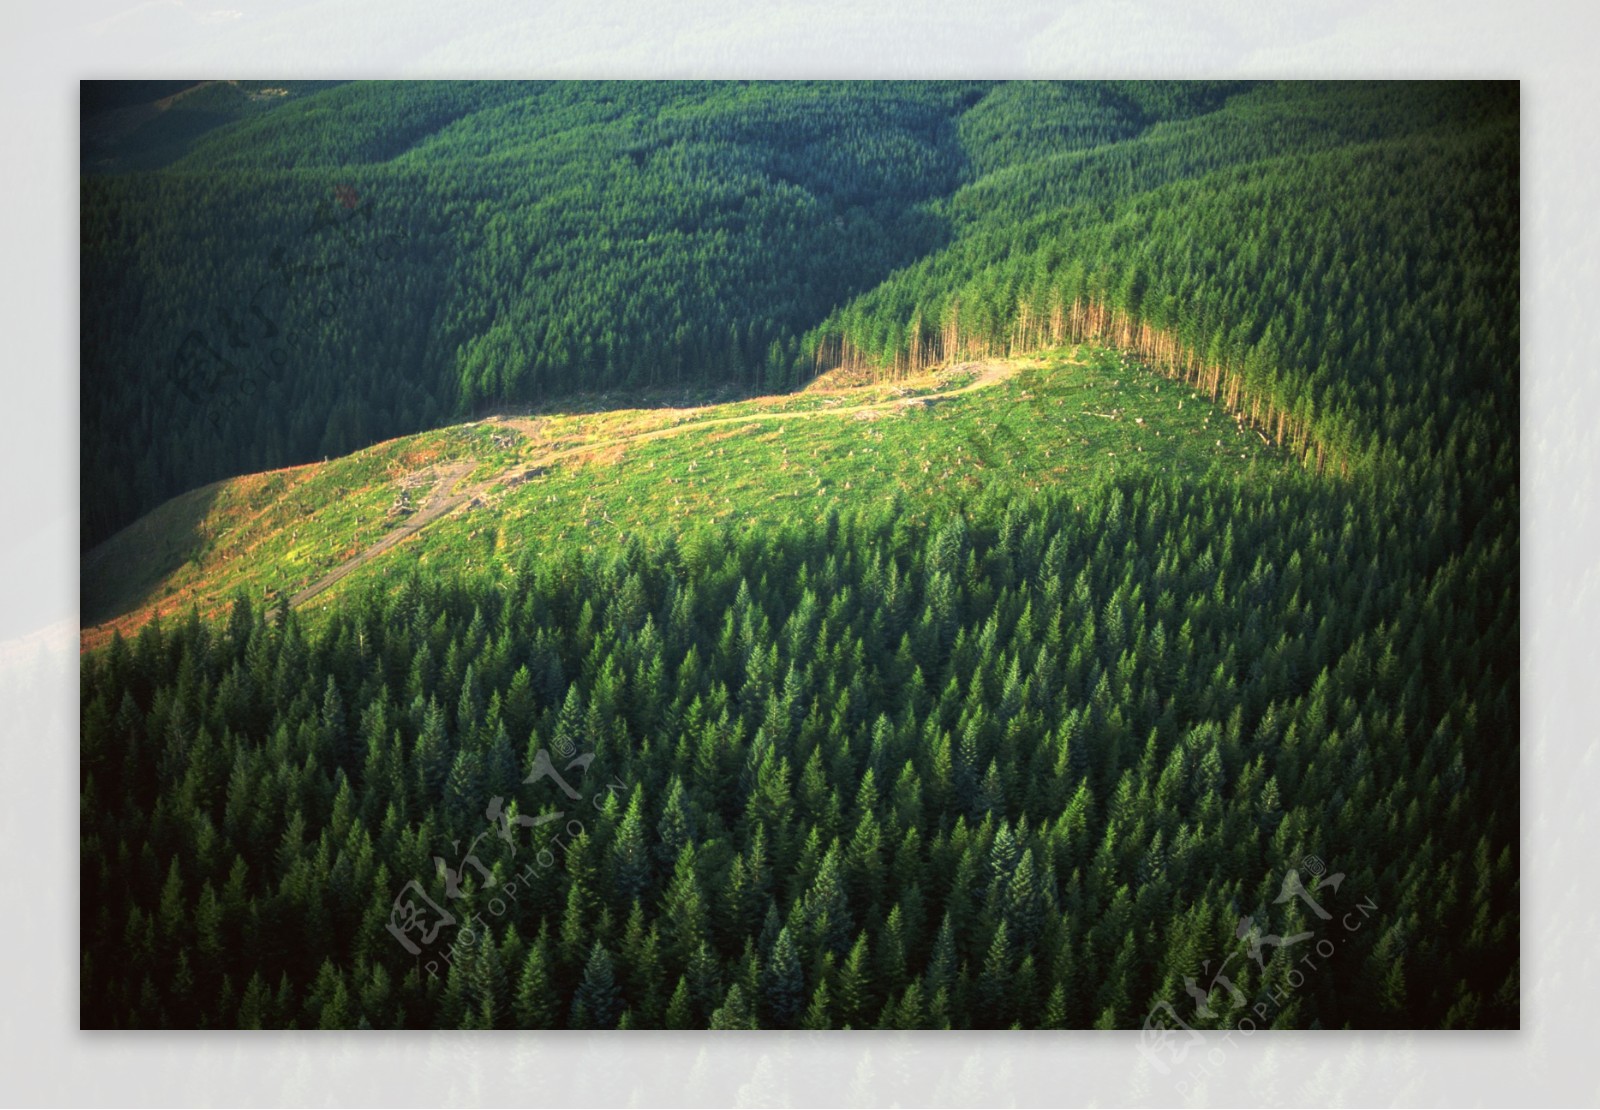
[708,983,758,1030]
[760,926,804,1028]
[571,942,623,1030]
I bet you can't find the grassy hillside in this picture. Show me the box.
[83,344,1288,646]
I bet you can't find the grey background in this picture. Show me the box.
[3,0,1588,1104]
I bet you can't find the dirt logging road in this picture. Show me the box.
[286,459,476,608]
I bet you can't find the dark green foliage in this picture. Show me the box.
[571,942,623,1030]
[78,456,1519,1028]
[760,926,804,1028]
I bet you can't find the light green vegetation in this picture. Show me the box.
[408,347,1279,571]
[81,344,1290,643]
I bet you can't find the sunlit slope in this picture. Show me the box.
[81,346,1293,649]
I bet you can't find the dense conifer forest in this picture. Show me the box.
[80,80,1518,1030]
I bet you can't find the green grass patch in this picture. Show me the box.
[85,345,1296,642]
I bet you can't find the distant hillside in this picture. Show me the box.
[80,80,346,174]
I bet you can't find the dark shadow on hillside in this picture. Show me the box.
[79,480,229,629]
